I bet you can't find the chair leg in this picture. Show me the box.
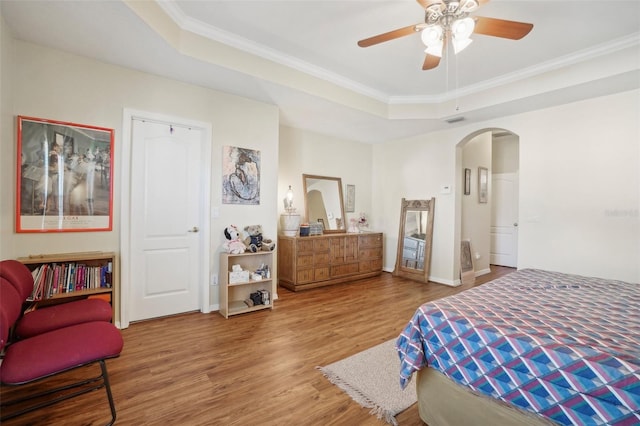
[100,359,117,426]
[1,359,117,426]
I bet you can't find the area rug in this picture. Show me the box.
[317,339,417,426]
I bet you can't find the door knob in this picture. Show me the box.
[188,226,199,233]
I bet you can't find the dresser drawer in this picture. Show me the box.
[297,239,314,252]
[297,254,314,268]
[296,269,314,284]
[359,234,382,248]
[359,248,381,260]
[314,267,330,281]
[314,239,330,251]
[331,262,359,277]
[360,258,383,272]
[315,253,330,265]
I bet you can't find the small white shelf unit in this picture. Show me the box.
[219,251,275,318]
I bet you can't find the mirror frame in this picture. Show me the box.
[302,174,346,234]
[393,198,436,283]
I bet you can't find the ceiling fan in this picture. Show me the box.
[357,0,533,70]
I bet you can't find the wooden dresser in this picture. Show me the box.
[278,232,383,291]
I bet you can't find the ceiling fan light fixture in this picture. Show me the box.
[421,25,443,45]
[424,43,444,58]
[452,37,473,54]
[451,17,475,40]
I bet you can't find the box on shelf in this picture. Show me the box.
[309,222,323,235]
[229,270,250,284]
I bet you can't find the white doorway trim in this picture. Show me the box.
[120,109,212,328]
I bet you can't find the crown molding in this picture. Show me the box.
[157,0,391,103]
[157,2,639,107]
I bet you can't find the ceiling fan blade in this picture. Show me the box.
[358,24,420,47]
[416,0,442,9]
[473,16,533,40]
[422,54,441,70]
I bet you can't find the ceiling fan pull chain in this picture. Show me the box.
[455,50,460,111]
[445,43,450,94]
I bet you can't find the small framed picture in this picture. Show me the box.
[464,168,471,195]
[478,167,488,203]
[345,184,355,212]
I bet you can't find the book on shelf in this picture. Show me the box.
[26,262,113,300]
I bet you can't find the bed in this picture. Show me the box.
[396,269,640,425]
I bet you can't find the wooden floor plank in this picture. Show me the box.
[1,266,514,425]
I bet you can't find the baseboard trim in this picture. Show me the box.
[474,268,491,277]
[429,276,461,287]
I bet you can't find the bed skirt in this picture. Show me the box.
[416,367,556,426]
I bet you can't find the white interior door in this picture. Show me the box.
[129,119,204,322]
[490,173,519,267]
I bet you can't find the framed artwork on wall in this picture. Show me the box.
[478,167,488,203]
[222,145,261,205]
[345,184,355,212]
[464,168,471,195]
[16,116,114,233]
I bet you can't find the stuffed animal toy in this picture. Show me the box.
[243,224,275,253]
[223,225,247,254]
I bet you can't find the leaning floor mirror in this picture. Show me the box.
[393,198,436,283]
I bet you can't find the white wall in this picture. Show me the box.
[1,37,280,307]
[461,132,492,275]
[510,91,639,282]
[0,14,14,259]
[374,90,640,284]
[372,131,457,283]
[278,126,373,229]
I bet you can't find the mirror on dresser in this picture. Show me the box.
[393,198,435,283]
[302,174,346,233]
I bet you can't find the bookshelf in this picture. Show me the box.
[17,251,119,322]
[219,251,275,318]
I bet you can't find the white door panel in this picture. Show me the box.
[130,120,202,322]
[490,173,518,267]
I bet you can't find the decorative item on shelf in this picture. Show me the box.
[308,222,323,236]
[281,185,301,237]
[223,225,247,254]
[348,212,369,233]
[229,264,250,284]
[255,263,270,279]
[245,289,270,307]
[243,224,275,252]
[358,212,369,232]
[299,224,310,237]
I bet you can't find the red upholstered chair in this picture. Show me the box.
[0,293,123,424]
[0,259,113,338]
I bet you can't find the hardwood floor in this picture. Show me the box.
[2,266,514,426]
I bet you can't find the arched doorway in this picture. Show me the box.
[456,128,519,281]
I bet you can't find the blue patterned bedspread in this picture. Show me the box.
[396,269,640,425]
